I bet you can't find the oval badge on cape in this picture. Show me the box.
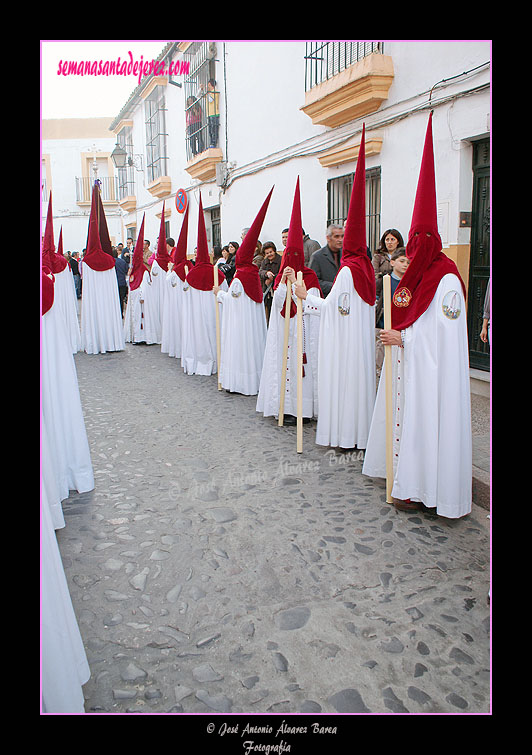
[442,290,461,319]
[337,292,350,316]
[393,286,412,307]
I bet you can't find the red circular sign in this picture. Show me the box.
[176,188,188,214]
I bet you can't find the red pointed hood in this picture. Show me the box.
[155,201,172,272]
[186,194,224,291]
[129,215,146,291]
[83,184,116,271]
[338,124,376,305]
[42,193,55,274]
[391,112,465,330]
[97,187,114,257]
[233,186,274,303]
[42,270,55,315]
[50,226,69,273]
[274,177,321,316]
[172,203,190,282]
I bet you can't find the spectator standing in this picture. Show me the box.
[308,224,344,296]
[70,252,81,299]
[259,242,282,324]
[303,228,320,265]
[114,249,129,317]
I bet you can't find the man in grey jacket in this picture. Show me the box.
[308,224,344,297]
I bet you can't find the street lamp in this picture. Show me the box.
[111,142,144,172]
[111,142,128,169]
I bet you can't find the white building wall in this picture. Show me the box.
[109,40,490,264]
[42,123,122,253]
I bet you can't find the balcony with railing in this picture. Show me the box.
[75,176,119,204]
[301,41,394,128]
[182,42,223,181]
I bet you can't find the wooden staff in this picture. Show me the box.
[214,265,222,390]
[296,271,303,453]
[278,275,292,426]
[383,274,394,503]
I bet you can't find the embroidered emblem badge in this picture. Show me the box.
[231,280,242,298]
[337,292,350,316]
[442,290,461,319]
[393,286,412,307]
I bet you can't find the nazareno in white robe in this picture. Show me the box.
[256,282,320,419]
[123,284,143,344]
[161,269,185,358]
[216,277,267,395]
[362,273,472,518]
[304,265,376,448]
[52,266,81,353]
[181,278,228,376]
[42,291,94,502]
[41,482,90,713]
[80,264,125,354]
[138,269,163,345]
[143,260,166,344]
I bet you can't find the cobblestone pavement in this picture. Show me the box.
[56,342,491,718]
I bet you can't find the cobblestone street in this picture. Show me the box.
[56,342,491,719]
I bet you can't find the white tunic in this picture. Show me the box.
[42,415,65,530]
[80,265,125,354]
[256,282,320,419]
[304,266,376,448]
[181,279,228,375]
[42,292,94,503]
[52,266,81,353]
[41,483,90,713]
[362,273,472,518]
[216,277,267,395]
[143,260,166,344]
[123,285,144,344]
[161,270,185,358]
[139,269,162,345]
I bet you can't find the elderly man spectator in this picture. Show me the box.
[308,224,344,297]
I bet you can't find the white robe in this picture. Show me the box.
[362,273,472,518]
[216,277,267,395]
[304,266,375,448]
[123,285,144,344]
[142,260,166,344]
[181,279,227,375]
[140,267,163,345]
[80,265,125,354]
[256,282,320,419]
[52,266,81,353]
[161,270,185,358]
[42,415,65,530]
[42,293,94,503]
[41,483,90,713]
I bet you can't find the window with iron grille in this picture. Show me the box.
[117,127,135,200]
[183,42,218,161]
[145,85,168,183]
[327,167,381,254]
[305,42,383,92]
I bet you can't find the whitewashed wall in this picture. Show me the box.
[105,40,490,258]
[42,133,122,253]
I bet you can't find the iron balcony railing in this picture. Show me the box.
[183,41,220,162]
[304,41,383,92]
[75,176,119,203]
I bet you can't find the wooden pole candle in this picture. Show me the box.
[296,270,303,453]
[383,274,394,504]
